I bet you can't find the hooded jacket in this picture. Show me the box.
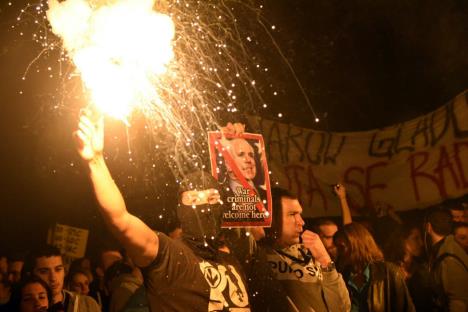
[430,235,468,312]
[248,242,350,312]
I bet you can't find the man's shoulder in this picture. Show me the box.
[78,294,101,311]
[157,232,188,251]
[63,290,100,312]
[142,233,205,285]
[436,235,468,269]
[146,232,196,266]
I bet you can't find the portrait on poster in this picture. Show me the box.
[208,131,272,228]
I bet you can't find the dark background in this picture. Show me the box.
[0,0,467,253]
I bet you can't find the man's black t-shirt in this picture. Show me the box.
[143,233,250,311]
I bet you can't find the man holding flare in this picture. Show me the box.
[75,111,250,311]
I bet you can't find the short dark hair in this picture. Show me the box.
[264,187,298,244]
[453,222,468,232]
[7,251,26,263]
[23,245,62,277]
[426,207,452,236]
[447,199,467,211]
[313,218,338,234]
[104,260,133,286]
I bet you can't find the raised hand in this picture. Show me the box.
[75,110,104,161]
[221,122,245,137]
[333,183,346,199]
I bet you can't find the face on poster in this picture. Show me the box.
[208,131,272,228]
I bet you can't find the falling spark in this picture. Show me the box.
[12,0,320,190]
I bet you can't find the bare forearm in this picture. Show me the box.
[88,156,128,226]
[87,156,158,267]
[339,197,352,225]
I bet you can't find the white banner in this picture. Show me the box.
[248,90,468,217]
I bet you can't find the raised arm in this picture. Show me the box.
[334,184,352,225]
[75,112,158,267]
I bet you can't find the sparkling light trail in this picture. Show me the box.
[12,0,316,193]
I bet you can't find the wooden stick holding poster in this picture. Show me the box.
[208,131,272,228]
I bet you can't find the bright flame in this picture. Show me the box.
[47,0,175,120]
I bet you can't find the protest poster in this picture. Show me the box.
[48,223,89,259]
[208,131,272,227]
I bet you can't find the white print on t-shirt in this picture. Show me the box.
[267,254,323,282]
[199,261,250,311]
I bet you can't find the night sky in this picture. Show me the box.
[0,0,467,253]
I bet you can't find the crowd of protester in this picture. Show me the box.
[0,116,467,311]
[0,187,466,312]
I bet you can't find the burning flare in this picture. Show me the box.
[47,0,175,120]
